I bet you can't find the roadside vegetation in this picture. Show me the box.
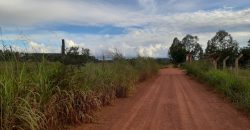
[0,48,160,129]
[168,30,250,112]
[183,61,250,111]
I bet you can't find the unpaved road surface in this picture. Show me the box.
[73,68,250,130]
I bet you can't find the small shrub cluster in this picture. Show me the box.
[0,57,159,130]
[183,61,250,111]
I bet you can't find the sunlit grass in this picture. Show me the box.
[183,61,250,111]
[0,57,160,129]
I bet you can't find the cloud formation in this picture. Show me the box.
[0,0,250,57]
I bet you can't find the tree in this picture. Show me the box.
[81,48,90,56]
[239,40,250,67]
[182,34,203,60]
[81,48,96,62]
[205,30,238,59]
[205,30,239,67]
[66,47,79,56]
[63,47,96,65]
[168,37,186,64]
[193,43,203,60]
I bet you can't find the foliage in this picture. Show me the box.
[183,61,250,111]
[168,37,186,64]
[239,46,250,67]
[62,46,97,65]
[182,34,203,59]
[0,47,19,61]
[205,30,239,65]
[168,35,203,64]
[0,56,159,129]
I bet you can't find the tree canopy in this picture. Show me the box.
[168,31,249,66]
[239,39,250,67]
[63,46,96,65]
[205,30,238,59]
[168,35,203,64]
[168,37,186,64]
[182,34,203,60]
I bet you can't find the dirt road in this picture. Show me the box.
[73,68,250,130]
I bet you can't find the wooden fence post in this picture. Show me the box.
[223,56,230,70]
[213,57,220,69]
[186,53,193,63]
[235,54,243,74]
[189,54,193,63]
[186,54,189,63]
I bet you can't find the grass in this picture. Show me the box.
[0,56,160,130]
[183,61,250,111]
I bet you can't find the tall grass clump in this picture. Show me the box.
[183,61,250,111]
[0,59,61,130]
[132,57,159,81]
[0,55,160,129]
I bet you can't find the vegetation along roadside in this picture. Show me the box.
[0,48,160,130]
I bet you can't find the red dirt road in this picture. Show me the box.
[73,68,250,130]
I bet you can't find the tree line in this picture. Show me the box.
[169,30,250,67]
[0,46,97,65]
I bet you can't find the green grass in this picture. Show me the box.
[0,57,160,129]
[183,61,250,111]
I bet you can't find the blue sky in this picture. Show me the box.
[0,0,250,57]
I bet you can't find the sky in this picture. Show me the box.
[0,0,250,58]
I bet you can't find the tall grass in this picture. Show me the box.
[0,57,160,129]
[0,60,61,130]
[183,61,250,111]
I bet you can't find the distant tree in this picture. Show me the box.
[0,45,20,61]
[168,37,186,64]
[63,47,96,65]
[81,48,90,56]
[182,34,203,60]
[239,40,250,67]
[205,30,238,59]
[193,43,203,60]
[66,47,79,56]
[81,48,96,62]
[205,40,217,55]
[182,35,198,53]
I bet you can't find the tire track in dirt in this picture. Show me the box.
[72,68,250,130]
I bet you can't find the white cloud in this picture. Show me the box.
[0,1,250,57]
[1,0,249,29]
[137,44,167,57]
[65,39,77,48]
[26,41,48,53]
[0,0,136,26]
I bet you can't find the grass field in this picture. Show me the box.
[0,57,160,130]
[183,61,250,111]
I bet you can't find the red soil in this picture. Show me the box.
[72,68,250,130]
